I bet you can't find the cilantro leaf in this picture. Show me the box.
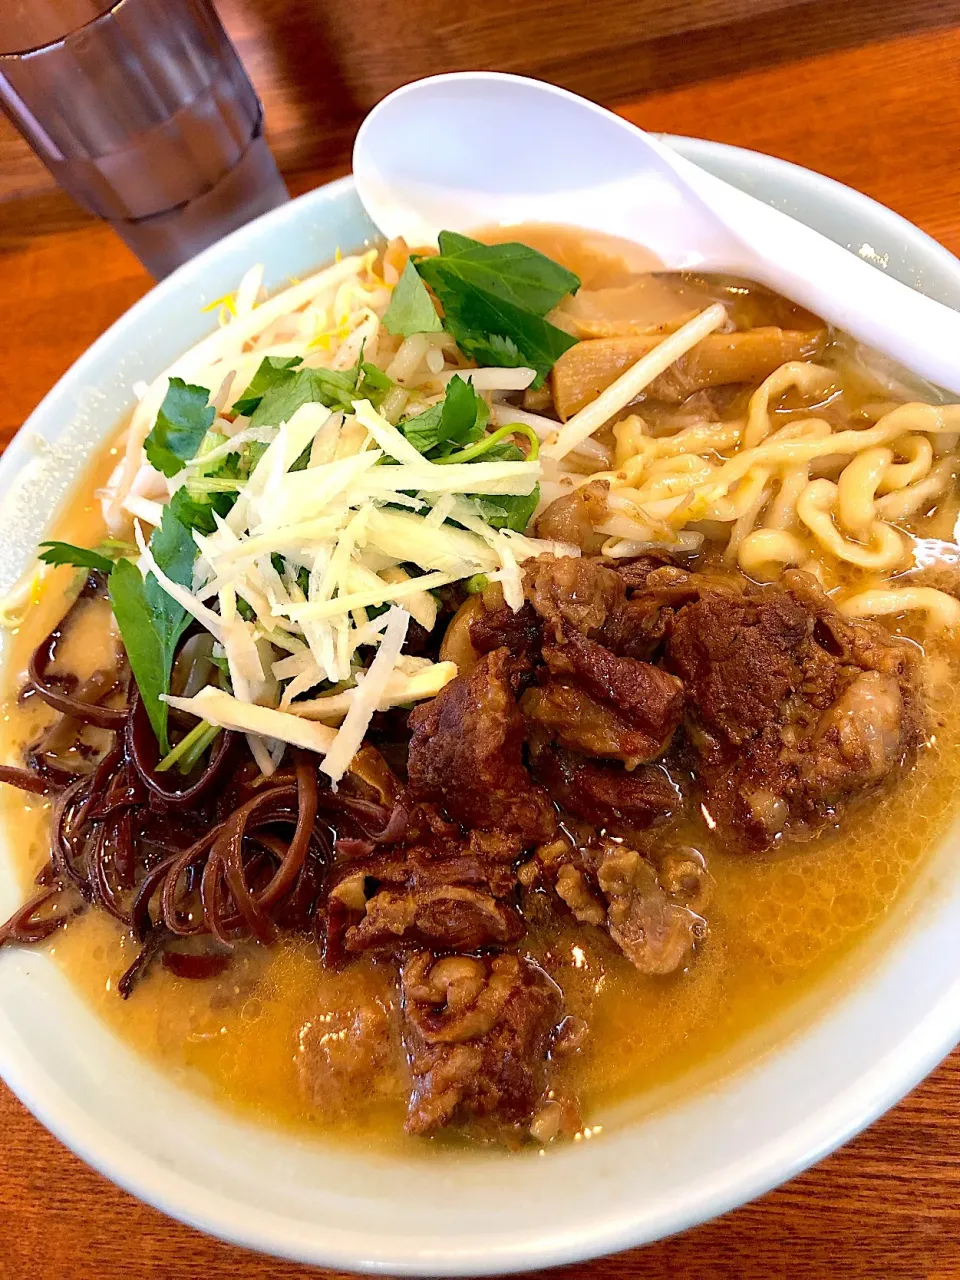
[400,403,443,455]
[401,375,488,455]
[168,449,241,534]
[425,232,580,313]
[382,259,442,337]
[232,355,302,417]
[144,378,215,477]
[471,487,540,533]
[246,357,395,426]
[108,506,196,753]
[169,485,234,536]
[250,366,343,427]
[38,541,113,574]
[250,365,359,427]
[478,333,526,367]
[462,439,540,533]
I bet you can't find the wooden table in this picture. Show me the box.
[4,15,960,1280]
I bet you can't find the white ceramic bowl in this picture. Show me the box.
[2,141,960,1275]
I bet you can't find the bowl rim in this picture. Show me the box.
[2,139,960,1275]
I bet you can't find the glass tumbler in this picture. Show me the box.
[0,0,290,278]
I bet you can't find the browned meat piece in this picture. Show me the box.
[599,559,749,663]
[534,480,610,554]
[666,570,925,849]
[527,629,684,763]
[667,587,810,745]
[469,593,543,663]
[523,680,660,763]
[525,554,625,640]
[327,808,525,958]
[346,886,523,954]
[599,562,702,660]
[591,841,704,974]
[401,952,562,1136]
[542,838,704,974]
[530,741,681,834]
[608,553,690,591]
[407,648,556,843]
[440,586,542,676]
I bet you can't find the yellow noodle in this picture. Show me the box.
[836,447,894,534]
[877,435,933,493]
[743,362,838,447]
[797,479,907,570]
[726,474,773,562]
[839,586,960,630]
[737,528,806,579]
[567,345,960,627]
[875,457,960,522]
[764,465,809,531]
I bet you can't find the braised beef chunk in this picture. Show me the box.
[524,629,684,763]
[325,551,930,1141]
[664,570,924,848]
[402,952,561,1135]
[590,841,704,975]
[666,587,810,745]
[530,742,680,834]
[599,561,733,662]
[469,595,543,664]
[327,805,524,958]
[541,837,704,974]
[407,648,556,844]
[344,885,523,954]
[608,553,690,592]
[525,555,625,639]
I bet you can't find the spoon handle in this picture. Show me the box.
[654,140,960,396]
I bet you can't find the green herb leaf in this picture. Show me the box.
[357,361,395,408]
[382,259,443,337]
[246,357,395,426]
[465,439,540,533]
[108,507,196,753]
[232,356,302,417]
[400,403,443,455]
[38,541,113,574]
[471,475,540,533]
[425,232,580,313]
[401,374,488,455]
[169,485,234,536]
[144,378,216,477]
[150,504,198,587]
[250,365,357,427]
[168,449,241,534]
[413,233,580,387]
[423,271,578,387]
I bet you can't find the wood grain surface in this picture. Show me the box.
[2,8,960,1278]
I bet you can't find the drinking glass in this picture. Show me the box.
[0,0,290,278]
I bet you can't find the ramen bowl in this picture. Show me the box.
[2,138,960,1274]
